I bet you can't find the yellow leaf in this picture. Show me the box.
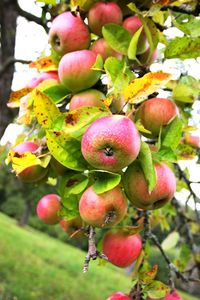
[7,88,33,108]
[123,72,171,104]
[29,56,58,71]
[102,95,113,107]
[9,151,42,175]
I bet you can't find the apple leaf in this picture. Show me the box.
[122,224,144,235]
[173,84,197,103]
[42,84,70,104]
[59,194,80,221]
[124,72,171,104]
[46,131,87,171]
[164,36,200,59]
[29,56,58,71]
[138,142,157,193]
[90,170,121,194]
[145,280,170,299]
[59,173,89,197]
[174,243,191,272]
[140,264,158,285]
[128,27,143,61]
[36,0,57,5]
[177,144,196,160]
[153,147,177,163]
[161,231,180,251]
[172,13,200,38]
[7,87,33,108]
[102,24,132,55]
[161,116,183,151]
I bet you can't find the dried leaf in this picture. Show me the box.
[29,56,58,71]
[7,88,33,108]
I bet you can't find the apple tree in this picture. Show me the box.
[2,0,200,299]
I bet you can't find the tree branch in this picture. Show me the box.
[161,5,200,16]
[0,57,31,77]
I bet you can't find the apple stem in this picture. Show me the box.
[83,225,108,273]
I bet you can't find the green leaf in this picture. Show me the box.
[161,117,183,151]
[140,264,158,285]
[102,24,132,55]
[127,3,141,15]
[90,170,121,194]
[128,27,143,60]
[153,147,177,163]
[42,84,70,104]
[59,194,80,220]
[172,13,200,38]
[174,243,191,272]
[161,231,180,251]
[60,173,89,197]
[145,281,170,299]
[104,57,125,84]
[46,131,87,171]
[138,142,157,192]
[165,36,200,59]
[173,84,197,103]
[36,0,56,6]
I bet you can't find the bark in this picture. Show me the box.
[18,200,32,227]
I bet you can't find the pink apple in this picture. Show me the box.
[69,89,106,110]
[26,71,59,88]
[36,194,61,225]
[81,115,140,172]
[79,185,127,227]
[49,12,90,56]
[102,230,142,267]
[88,2,123,36]
[107,292,132,300]
[91,38,123,61]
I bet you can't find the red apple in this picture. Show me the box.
[60,216,83,237]
[139,98,178,137]
[88,2,123,36]
[107,292,132,300]
[91,38,123,61]
[123,161,176,210]
[102,230,142,267]
[58,50,102,93]
[49,12,90,56]
[79,185,127,227]
[26,71,59,88]
[69,89,106,110]
[12,141,48,183]
[165,291,182,300]
[81,115,140,172]
[36,194,61,225]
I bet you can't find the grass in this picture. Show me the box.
[0,213,198,300]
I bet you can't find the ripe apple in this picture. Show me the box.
[102,230,142,267]
[69,89,106,110]
[123,15,148,54]
[91,38,123,61]
[49,12,90,56]
[139,98,178,137]
[60,216,83,237]
[26,71,59,88]
[12,141,48,183]
[88,2,123,36]
[164,291,182,300]
[58,50,102,93]
[182,134,200,148]
[36,194,61,225]
[107,292,132,300]
[81,115,140,172]
[123,161,176,210]
[79,185,127,227]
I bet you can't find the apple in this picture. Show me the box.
[69,89,106,110]
[165,291,182,300]
[123,15,148,54]
[91,38,123,61]
[139,98,178,137]
[60,216,83,237]
[12,141,48,183]
[88,2,123,36]
[81,115,140,172]
[79,185,127,228]
[102,230,142,267]
[49,12,90,56]
[58,50,102,93]
[50,156,69,175]
[36,194,61,225]
[26,71,59,88]
[107,292,132,300]
[138,47,159,66]
[182,134,200,148]
[123,161,176,210]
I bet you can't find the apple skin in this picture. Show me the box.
[123,161,176,210]
[91,38,123,61]
[36,194,61,225]
[79,186,127,228]
[107,292,132,300]
[139,98,178,137]
[88,2,123,36]
[60,216,83,237]
[165,291,182,300]
[102,230,142,268]
[182,134,200,148]
[123,16,148,54]
[49,12,90,56]
[12,141,48,183]
[69,89,106,110]
[58,50,102,93]
[81,115,140,172]
[26,71,59,88]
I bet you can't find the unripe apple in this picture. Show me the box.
[182,134,200,148]
[102,230,142,267]
[139,98,178,137]
[60,216,83,237]
[69,89,106,110]
[91,38,123,61]
[79,186,127,227]
[49,12,90,56]
[123,161,176,210]
[81,115,140,172]
[107,292,132,300]
[123,16,148,54]
[36,194,61,225]
[58,50,102,93]
[26,71,59,88]
[12,141,48,183]
[88,2,123,36]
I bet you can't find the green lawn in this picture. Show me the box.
[0,213,198,300]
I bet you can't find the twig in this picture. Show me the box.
[0,57,31,77]
[16,1,45,27]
